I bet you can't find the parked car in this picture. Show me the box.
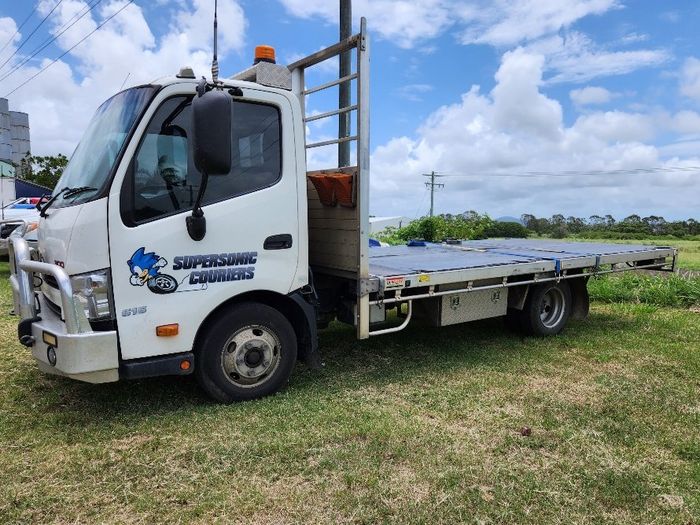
[0,197,45,256]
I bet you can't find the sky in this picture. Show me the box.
[0,0,699,220]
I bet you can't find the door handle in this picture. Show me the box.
[264,234,293,250]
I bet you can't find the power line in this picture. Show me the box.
[3,0,134,98]
[422,171,445,217]
[431,166,700,179]
[0,0,103,84]
[0,3,38,56]
[0,0,64,73]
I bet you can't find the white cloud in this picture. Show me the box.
[396,83,433,102]
[529,32,669,84]
[680,57,700,101]
[277,0,453,49]
[0,0,247,155]
[570,86,614,105]
[619,32,649,45]
[368,48,700,219]
[659,140,700,158]
[459,0,619,47]
[0,16,19,66]
[572,111,654,143]
[278,1,668,84]
[669,110,700,135]
[278,0,626,52]
[491,49,563,140]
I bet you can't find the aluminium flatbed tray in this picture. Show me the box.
[368,239,675,292]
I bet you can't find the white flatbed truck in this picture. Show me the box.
[8,19,676,402]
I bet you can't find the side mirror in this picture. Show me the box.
[192,89,232,175]
[187,86,232,241]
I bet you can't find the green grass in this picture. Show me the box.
[566,237,700,271]
[1,262,699,523]
[589,273,700,308]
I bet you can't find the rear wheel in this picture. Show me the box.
[520,281,572,336]
[195,303,297,402]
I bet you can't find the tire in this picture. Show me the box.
[195,303,297,403]
[147,273,178,294]
[520,281,572,336]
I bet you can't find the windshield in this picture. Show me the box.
[53,86,157,207]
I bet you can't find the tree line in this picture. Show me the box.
[378,211,700,244]
[521,213,700,239]
[377,212,529,243]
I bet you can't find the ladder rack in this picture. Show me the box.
[288,18,372,339]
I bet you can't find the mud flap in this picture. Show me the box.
[569,277,590,320]
[289,291,322,369]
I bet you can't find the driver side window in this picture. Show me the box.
[129,96,197,223]
[125,95,282,224]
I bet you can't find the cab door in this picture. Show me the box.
[107,85,300,361]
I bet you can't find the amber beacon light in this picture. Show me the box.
[254,45,276,64]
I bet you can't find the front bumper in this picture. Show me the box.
[9,237,119,383]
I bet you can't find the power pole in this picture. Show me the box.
[423,171,445,217]
[338,0,352,168]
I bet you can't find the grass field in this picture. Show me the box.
[567,238,700,271]
[589,273,700,308]
[1,262,698,524]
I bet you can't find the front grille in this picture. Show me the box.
[43,293,62,318]
[43,274,59,289]
[0,223,21,239]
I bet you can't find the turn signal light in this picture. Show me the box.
[156,324,179,337]
[254,45,276,64]
[180,359,191,371]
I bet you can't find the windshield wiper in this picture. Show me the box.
[37,186,97,217]
[37,188,69,217]
[64,186,97,198]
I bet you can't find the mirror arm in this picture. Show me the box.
[186,171,209,241]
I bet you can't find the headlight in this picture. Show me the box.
[70,269,114,320]
[24,221,39,234]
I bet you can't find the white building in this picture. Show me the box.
[369,216,412,234]
[0,98,31,174]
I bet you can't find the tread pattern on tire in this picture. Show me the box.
[194,302,297,403]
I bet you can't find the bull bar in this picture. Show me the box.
[9,235,85,334]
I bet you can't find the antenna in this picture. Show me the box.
[211,0,219,84]
[119,72,131,91]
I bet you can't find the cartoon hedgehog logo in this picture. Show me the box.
[127,247,178,294]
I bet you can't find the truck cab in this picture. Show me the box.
[9,44,342,401]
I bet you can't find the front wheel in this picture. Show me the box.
[195,303,297,403]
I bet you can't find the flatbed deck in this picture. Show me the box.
[368,239,676,292]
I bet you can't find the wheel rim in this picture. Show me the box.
[539,287,565,328]
[220,325,281,388]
